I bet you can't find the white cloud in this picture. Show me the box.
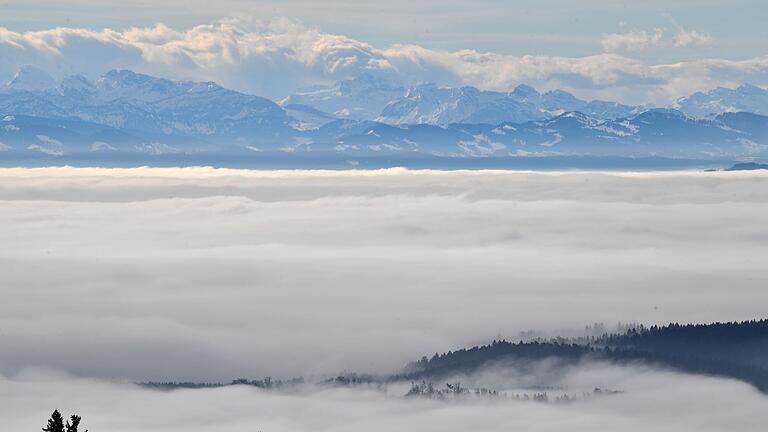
[0,18,759,111]
[601,29,664,53]
[674,28,714,48]
[600,25,714,54]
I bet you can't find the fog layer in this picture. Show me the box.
[3,362,767,432]
[1,168,767,380]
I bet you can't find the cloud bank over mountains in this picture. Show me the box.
[1,17,766,104]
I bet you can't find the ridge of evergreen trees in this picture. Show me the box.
[397,340,592,380]
[599,318,768,392]
[138,319,768,395]
[405,380,620,402]
[399,318,768,392]
[140,376,305,390]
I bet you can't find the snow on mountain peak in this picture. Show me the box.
[3,68,768,161]
[675,83,768,118]
[736,83,766,94]
[5,66,57,92]
[59,75,95,93]
[284,73,406,121]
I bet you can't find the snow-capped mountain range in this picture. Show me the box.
[280,73,406,125]
[674,84,768,118]
[375,83,643,126]
[1,65,768,164]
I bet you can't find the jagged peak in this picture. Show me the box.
[630,108,688,122]
[736,83,766,94]
[403,82,439,98]
[98,69,194,92]
[6,65,57,91]
[543,89,572,97]
[556,111,592,120]
[512,83,540,98]
[60,74,95,91]
[102,68,144,80]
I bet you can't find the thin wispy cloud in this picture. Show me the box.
[601,29,664,53]
[601,25,714,53]
[673,28,714,48]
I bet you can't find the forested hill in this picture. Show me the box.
[602,319,768,367]
[141,319,768,394]
[601,319,768,392]
[397,341,593,380]
[400,319,768,392]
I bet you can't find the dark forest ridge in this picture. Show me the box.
[144,319,768,393]
[403,319,768,392]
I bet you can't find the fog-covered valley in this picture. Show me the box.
[2,167,768,430]
[4,360,768,432]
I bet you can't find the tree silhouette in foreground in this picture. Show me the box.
[43,410,88,432]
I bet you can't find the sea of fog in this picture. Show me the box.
[1,167,768,430]
[4,362,767,432]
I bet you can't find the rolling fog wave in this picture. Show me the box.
[0,168,767,380]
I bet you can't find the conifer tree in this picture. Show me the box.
[42,410,65,432]
[43,410,88,432]
[66,414,87,432]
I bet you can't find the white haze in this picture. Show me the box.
[2,361,767,432]
[1,168,768,382]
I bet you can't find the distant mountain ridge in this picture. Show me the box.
[675,84,768,118]
[1,67,295,154]
[376,83,642,126]
[283,76,645,127]
[279,73,406,125]
[1,66,768,164]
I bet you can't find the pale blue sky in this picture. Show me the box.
[1,0,765,62]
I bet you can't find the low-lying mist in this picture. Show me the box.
[1,168,768,381]
[3,361,766,432]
